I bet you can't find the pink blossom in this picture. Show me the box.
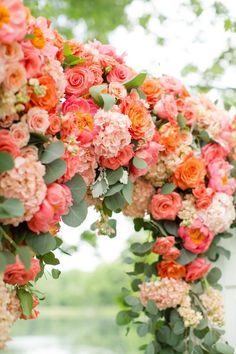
[0,113,19,128]
[10,122,30,148]
[62,96,91,115]
[208,158,236,196]
[46,183,72,222]
[91,40,125,64]
[26,107,50,134]
[100,144,134,170]
[159,76,184,96]
[0,129,20,158]
[21,41,42,78]
[109,82,127,99]
[152,236,175,255]
[0,0,27,44]
[107,64,134,83]
[65,66,95,96]
[178,218,214,254]
[4,257,40,286]
[164,247,181,260]
[185,258,211,282]
[47,113,61,135]
[149,191,182,221]
[0,42,23,62]
[27,199,54,234]
[3,62,27,93]
[154,94,178,122]
[201,143,227,165]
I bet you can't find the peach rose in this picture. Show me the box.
[65,66,95,96]
[4,62,27,93]
[141,77,162,107]
[152,236,175,255]
[10,122,30,148]
[107,64,134,83]
[154,94,178,122]
[100,144,134,170]
[0,42,24,62]
[89,63,103,85]
[0,113,18,128]
[173,156,206,190]
[150,191,182,220]
[47,113,61,135]
[185,258,210,282]
[46,183,72,220]
[4,257,40,286]
[26,107,49,133]
[0,129,20,158]
[30,75,58,111]
[109,82,127,99]
[27,199,55,234]
[157,260,186,279]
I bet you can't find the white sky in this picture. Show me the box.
[59,0,236,272]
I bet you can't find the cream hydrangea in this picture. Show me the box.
[200,288,224,327]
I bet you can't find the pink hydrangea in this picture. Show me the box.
[178,218,214,254]
[0,156,47,226]
[93,109,131,159]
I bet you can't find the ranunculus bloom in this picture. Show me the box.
[152,236,175,255]
[27,199,54,234]
[178,218,214,254]
[65,65,95,96]
[150,191,182,220]
[0,0,27,44]
[100,144,134,170]
[26,107,49,134]
[120,90,154,140]
[4,257,40,285]
[30,75,58,111]
[4,62,27,93]
[185,258,210,282]
[157,260,186,279]
[173,155,206,190]
[0,129,20,158]
[47,113,61,135]
[201,143,227,165]
[107,64,134,83]
[10,122,30,148]
[141,77,162,107]
[193,182,215,209]
[154,94,178,123]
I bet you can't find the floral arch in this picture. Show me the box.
[0,1,236,353]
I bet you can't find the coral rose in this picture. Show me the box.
[157,260,186,279]
[65,65,95,96]
[193,182,215,209]
[27,199,54,234]
[107,64,134,83]
[154,94,178,123]
[141,77,162,107]
[30,75,58,111]
[173,156,206,190]
[47,113,61,135]
[185,258,210,282]
[201,143,227,165]
[164,247,181,260]
[150,191,182,220]
[4,257,40,286]
[178,218,214,254]
[21,41,42,79]
[100,144,134,170]
[152,236,175,255]
[0,129,20,158]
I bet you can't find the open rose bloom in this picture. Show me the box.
[0,0,236,352]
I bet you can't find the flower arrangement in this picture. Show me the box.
[0,1,236,353]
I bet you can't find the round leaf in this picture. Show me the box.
[62,200,88,227]
[65,174,87,203]
[44,159,67,184]
[40,141,65,164]
[0,152,14,174]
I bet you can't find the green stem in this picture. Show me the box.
[0,226,18,249]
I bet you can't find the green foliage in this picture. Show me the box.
[44,159,67,184]
[0,152,14,173]
[40,141,65,164]
[124,72,147,91]
[26,231,57,255]
[0,198,24,219]
[62,200,88,227]
[17,288,33,316]
[65,174,87,203]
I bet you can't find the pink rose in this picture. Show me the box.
[65,66,95,96]
[154,94,178,122]
[0,0,27,44]
[178,218,214,254]
[152,236,175,255]
[21,41,42,78]
[62,96,90,115]
[0,129,20,158]
[89,64,103,85]
[4,257,40,285]
[100,144,134,170]
[47,113,61,135]
[10,122,30,148]
[4,62,27,93]
[27,199,54,234]
[46,183,72,220]
[159,76,184,96]
[91,40,125,64]
[149,191,182,221]
[26,107,50,134]
[20,145,38,161]
[202,143,227,165]
[108,82,127,99]
[185,258,211,282]
[107,64,134,83]
[193,182,215,209]
[164,247,181,260]
[208,159,236,196]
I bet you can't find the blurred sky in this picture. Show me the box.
[59,0,236,272]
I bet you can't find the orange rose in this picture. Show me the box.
[120,90,154,140]
[29,75,58,112]
[173,156,206,190]
[141,77,162,107]
[159,122,180,154]
[157,260,186,279]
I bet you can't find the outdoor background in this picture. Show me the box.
[4,1,236,353]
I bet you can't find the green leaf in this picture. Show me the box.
[177,114,187,129]
[51,268,61,279]
[163,220,179,237]
[64,54,85,66]
[137,323,149,337]
[132,157,147,169]
[224,19,232,31]
[0,152,14,173]
[0,198,24,218]
[26,232,57,255]
[62,200,88,227]
[106,167,124,185]
[43,252,60,265]
[0,251,15,272]
[17,247,31,270]
[161,183,176,195]
[105,183,123,197]
[116,310,132,326]
[190,346,203,354]
[146,300,158,315]
[177,249,197,265]
[17,288,33,316]
[145,342,155,354]
[199,130,211,143]
[100,93,116,111]
[124,295,140,307]
[40,141,65,164]
[204,329,221,346]
[133,218,144,231]
[63,43,72,56]
[29,132,49,145]
[124,72,147,91]
[173,320,185,335]
[207,267,222,285]
[122,180,134,204]
[44,159,67,184]
[89,84,107,104]
[214,342,234,354]
[104,192,126,211]
[0,253,7,272]
[130,242,154,256]
[65,174,87,204]
[80,230,96,247]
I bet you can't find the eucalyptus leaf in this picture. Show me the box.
[40,141,65,164]
[104,192,126,211]
[0,198,24,218]
[26,232,57,255]
[177,249,197,265]
[106,167,124,185]
[132,157,147,169]
[65,174,87,203]
[17,288,33,316]
[124,72,147,91]
[44,159,67,184]
[161,183,176,195]
[100,93,116,111]
[62,200,88,227]
[0,152,14,173]
[17,246,32,270]
[122,180,134,204]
